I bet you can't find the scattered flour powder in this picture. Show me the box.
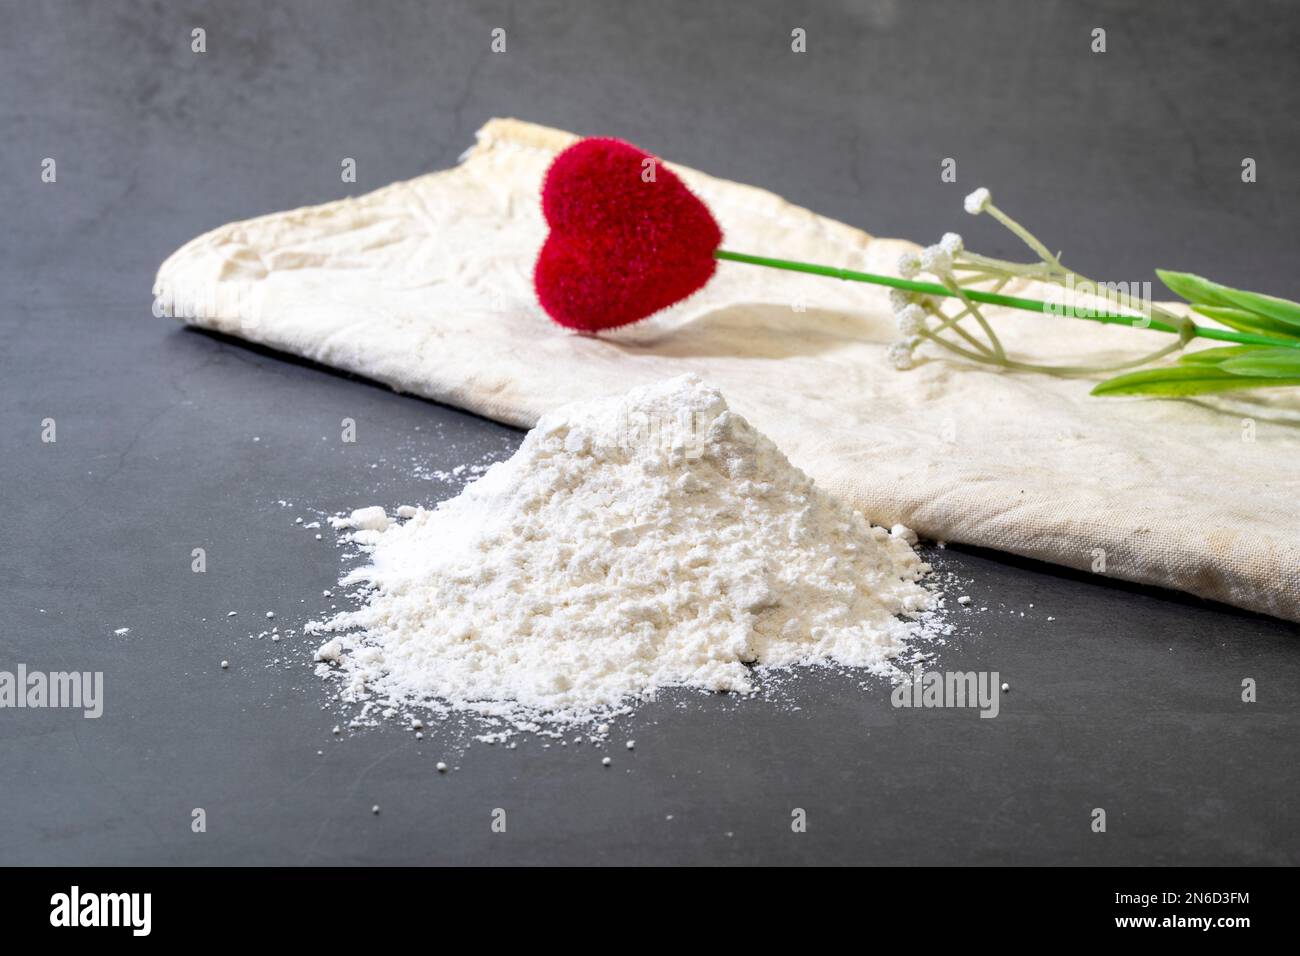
[308,376,937,732]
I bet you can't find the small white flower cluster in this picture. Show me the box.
[964,187,992,215]
[884,205,986,374]
[897,251,921,279]
[886,339,918,370]
[919,243,952,274]
[903,231,965,283]
[895,303,925,336]
[888,276,929,370]
[888,228,970,369]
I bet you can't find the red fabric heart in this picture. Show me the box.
[534,137,723,332]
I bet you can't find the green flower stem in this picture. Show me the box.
[984,206,1064,271]
[928,299,999,357]
[939,273,1006,360]
[921,321,1185,376]
[714,249,1300,350]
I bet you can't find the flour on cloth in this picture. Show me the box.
[306,376,936,729]
[155,118,1300,621]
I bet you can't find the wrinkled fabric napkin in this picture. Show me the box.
[155,118,1300,621]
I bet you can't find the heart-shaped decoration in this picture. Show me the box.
[534,137,723,332]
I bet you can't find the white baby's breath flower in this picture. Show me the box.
[889,288,913,313]
[964,187,992,215]
[897,251,921,279]
[919,243,953,274]
[886,338,918,370]
[940,232,964,255]
[896,303,925,336]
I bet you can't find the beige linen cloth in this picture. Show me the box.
[156,118,1300,621]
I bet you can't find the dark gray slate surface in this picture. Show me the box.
[1,0,1296,865]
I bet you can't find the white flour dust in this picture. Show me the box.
[308,376,942,734]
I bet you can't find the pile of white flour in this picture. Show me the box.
[309,376,936,731]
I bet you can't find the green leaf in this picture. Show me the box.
[1191,305,1300,340]
[1213,287,1300,331]
[1156,270,1237,308]
[1218,348,1300,378]
[1157,269,1300,332]
[1091,364,1300,397]
[1178,345,1266,365]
